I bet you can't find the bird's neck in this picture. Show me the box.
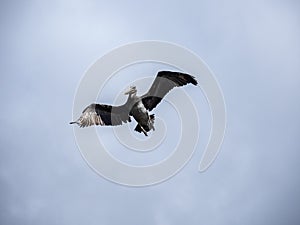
[129,92,137,98]
[126,93,136,105]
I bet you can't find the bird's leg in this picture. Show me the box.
[149,114,155,131]
[140,125,148,136]
[149,121,155,131]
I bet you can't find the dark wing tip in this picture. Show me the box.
[157,70,198,86]
[188,75,198,86]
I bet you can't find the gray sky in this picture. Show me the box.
[1,0,300,225]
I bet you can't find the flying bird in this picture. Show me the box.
[70,71,198,136]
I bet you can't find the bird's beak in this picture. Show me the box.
[124,90,131,95]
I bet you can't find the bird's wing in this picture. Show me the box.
[141,71,198,111]
[71,103,131,128]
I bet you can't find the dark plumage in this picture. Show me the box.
[70,71,198,136]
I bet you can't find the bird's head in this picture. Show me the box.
[124,86,137,95]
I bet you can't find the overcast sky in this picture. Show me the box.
[1,0,300,225]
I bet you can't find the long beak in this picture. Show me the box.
[124,90,132,95]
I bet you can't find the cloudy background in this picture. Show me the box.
[1,0,300,224]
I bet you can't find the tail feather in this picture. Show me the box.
[134,114,156,136]
[134,124,143,133]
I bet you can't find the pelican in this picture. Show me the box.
[70,71,198,136]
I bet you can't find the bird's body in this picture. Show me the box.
[70,71,198,136]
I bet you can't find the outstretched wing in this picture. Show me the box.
[70,103,131,128]
[141,71,198,111]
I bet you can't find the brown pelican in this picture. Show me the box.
[70,71,198,136]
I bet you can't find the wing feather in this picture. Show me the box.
[141,71,198,111]
[71,103,131,128]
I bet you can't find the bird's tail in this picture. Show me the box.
[134,124,148,136]
[134,114,155,136]
[134,124,143,133]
